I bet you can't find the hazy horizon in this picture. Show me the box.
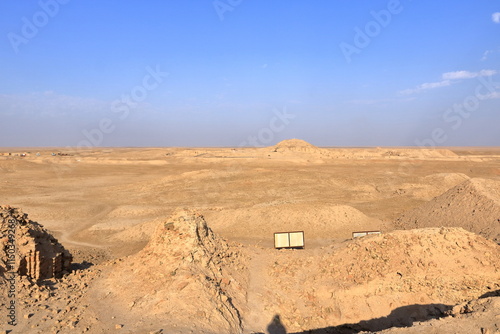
[2,141,500,150]
[1,1,499,148]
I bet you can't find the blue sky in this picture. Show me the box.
[0,0,499,147]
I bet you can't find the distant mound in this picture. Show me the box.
[318,147,459,160]
[269,141,459,160]
[95,211,247,334]
[272,139,322,154]
[422,172,470,185]
[394,178,500,242]
[0,206,72,281]
[402,172,471,201]
[204,203,384,243]
[383,148,458,159]
[376,148,458,159]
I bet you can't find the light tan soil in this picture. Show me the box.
[1,142,499,333]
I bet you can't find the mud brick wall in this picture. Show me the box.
[1,206,72,280]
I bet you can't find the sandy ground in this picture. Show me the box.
[0,141,499,333]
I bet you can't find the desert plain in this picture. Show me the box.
[1,139,500,334]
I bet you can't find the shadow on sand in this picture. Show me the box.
[70,260,94,271]
[479,289,500,298]
[267,314,287,334]
[254,303,452,334]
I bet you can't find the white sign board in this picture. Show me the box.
[352,231,381,238]
[274,231,305,249]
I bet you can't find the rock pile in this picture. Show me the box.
[0,264,103,333]
[2,211,499,333]
[259,227,500,332]
[271,139,323,154]
[95,210,248,334]
[0,206,72,281]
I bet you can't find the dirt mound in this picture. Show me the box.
[2,214,499,333]
[394,178,500,242]
[409,148,458,158]
[204,203,385,245]
[396,173,470,201]
[379,148,458,159]
[318,148,459,160]
[93,211,248,334]
[271,139,323,154]
[384,148,458,159]
[422,172,470,185]
[108,217,159,243]
[257,227,500,333]
[0,206,72,281]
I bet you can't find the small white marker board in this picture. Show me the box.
[352,230,382,238]
[274,231,305,249]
